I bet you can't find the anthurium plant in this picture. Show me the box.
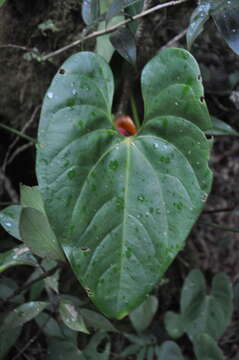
[1,48,213,319]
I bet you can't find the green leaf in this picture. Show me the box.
[129,295,158,332]
[96,16,124,63]
[164,312,184,339]
[0,277,24,303]
[47,340,83,360]
[59,299,89,333]
[0,0,7,7]
[207,117,238,136]
[20,184,45,213]
[212,0,239,55]
[193,333,225,360]
[0,205,21,240]
[106,0,142,20]
[110,26,137,65]
[141,48,212,130]
[155,341,185,360]
[187,1,210,50]
[81,308,117,332]
[37,49,212,318]
[0,245,37,273]
[82,0,100,25]
[20,207,65,261]
[165,270,233,341]
[0,301,48,330]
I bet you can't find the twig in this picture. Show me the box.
[12,317,51,360]
[7,143,34,166]
[0,169,19,203]
[161,28,187,50]
[2,106,40,172]
[42,0,189,61]
[203,207,238,214]
[199,222,239,233]
[0,44,32,52]
[2,265,59,303]
[0,123,37,143]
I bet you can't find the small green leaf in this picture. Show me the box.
[0,205,21,240]
[212,0,239,55]
[96,16,124,63]
[0,301,48,330]
[0,278,24,303]
[187,1,210,50]
[129,295,158,333]
[20,207,65,261]
[47,340,83,360]
[137,347,147,360]
[0,245,37,273]
[81,308,117,332]
[155,341,185,360]
[59,299,89,333]
[82,0,100,25]
[193,333,224,360]
[106,0,142,20]
[121,344,141,357]
[207,116,239,136]
[20,185,45,213]
[165,270,233,342]
[110,26,137,65]
[164,312,184,339]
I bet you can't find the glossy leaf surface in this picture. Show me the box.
[187,1,210,50]
[0,301,48,330]
[59,299,89,333]
[37,49,212,318]
[0,245,37,273]
[0,205,21,240]
[207,117,239,136]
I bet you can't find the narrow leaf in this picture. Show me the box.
[0,327,21,360]
[82,332,111,360]
[212,0,239,55]
[164,312,184,339]
[207,116,239,136]
[59,299,89,333]
[187,1,210,49]
[82,0,100,25]
[0,205,21,240]
[110,26,137,65]
[0,245,37,273]
[0,301,48,330]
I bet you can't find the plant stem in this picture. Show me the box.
[130,95,140,129]
[0,123,37,143]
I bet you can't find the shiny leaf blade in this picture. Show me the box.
[0,245,37,273]
[37,49,212,318]
[110,26,137,65]
[82,0,100,25]
[212,1,239,55]
[0,301,48,330]
[187,1,210,49]
[20,207,65,261]
[141,48,211,131]
[207,117,238,136]
[0,205,21,240]
[59,299,89,333]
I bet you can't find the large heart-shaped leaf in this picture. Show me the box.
[36,49,212,318]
